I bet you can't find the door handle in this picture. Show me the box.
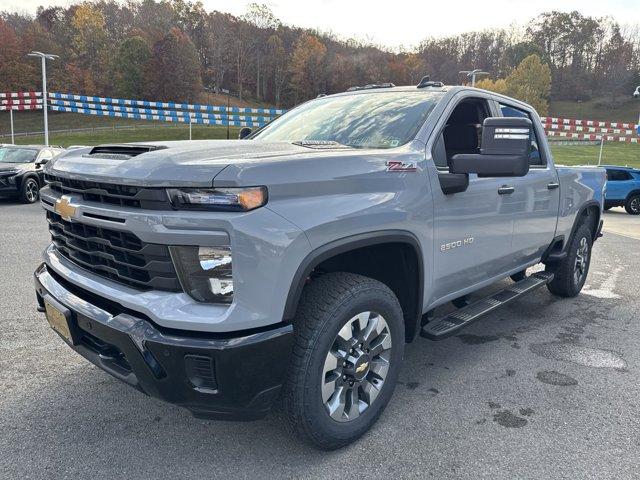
[498,186,515,195]
[547,182,560,190]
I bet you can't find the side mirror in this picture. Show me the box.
[450,117,531,177]
[238,127,252,139]
[36,158,49,167]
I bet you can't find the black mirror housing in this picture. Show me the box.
[450,117,531,177]
[238,127,252,139]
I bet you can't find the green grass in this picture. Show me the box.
[550,141,640,168]
[9,124,240,147]
[549,98,640,124]
[0,111,162,136]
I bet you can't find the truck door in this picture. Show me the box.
[498,103,560,267]
[427,96,515,302]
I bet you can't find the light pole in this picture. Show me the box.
[459,69,489,87]
[28,51,58,146]
[221,88,231,140]
[634,86,640,136]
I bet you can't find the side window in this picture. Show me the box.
[606,169,632,181]
[433,98,492,170]
[38,149,54,161]
[499,103,544,167]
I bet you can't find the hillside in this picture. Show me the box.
[549,98,640,123]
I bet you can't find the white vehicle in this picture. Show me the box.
[634,86,640,98]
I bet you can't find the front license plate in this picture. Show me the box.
[45,301,75,345]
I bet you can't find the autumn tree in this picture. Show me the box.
[70,3,108,89]
[266,34,288,107]
[505,54,552,114]
[243,3,280,99]
[475,78,509,96]
[0,19,23,90]
[145,27,202,102]
[112,36,151,98]
[289,34,327,101]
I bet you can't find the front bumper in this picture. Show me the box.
[0,176,19,195]
[34,263,294,420]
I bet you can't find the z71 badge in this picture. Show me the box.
[386,160,417,172]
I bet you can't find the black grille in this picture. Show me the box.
[47,210,181,292]
[45,174,172,209]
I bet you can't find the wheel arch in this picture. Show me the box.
[283,230,424,343]
[625,189,640,202]
[19,172,40,189]
[569,200,601,245]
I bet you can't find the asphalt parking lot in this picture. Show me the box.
[1,198,639,479]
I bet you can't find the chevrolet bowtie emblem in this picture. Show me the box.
[355,362,369,374]
[54,195,77,221]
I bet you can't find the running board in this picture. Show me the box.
[420,271,554,340]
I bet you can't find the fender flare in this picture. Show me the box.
[282,230,425,330]
[18,172,40,190]
[566,200,601,248]
[625,189,640,202]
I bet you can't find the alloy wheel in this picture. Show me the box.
[574,237,589,286]
[26,180,38,203]
[321,311,392,423]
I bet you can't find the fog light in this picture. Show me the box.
[169,246,233,303]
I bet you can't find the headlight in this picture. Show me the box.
[167,187,267,211]
[169,246,233,303]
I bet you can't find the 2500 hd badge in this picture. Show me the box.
[441,236,475,251]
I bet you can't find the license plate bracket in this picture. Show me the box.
[44,298,77,346]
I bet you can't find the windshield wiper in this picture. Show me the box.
[292,140,354,150]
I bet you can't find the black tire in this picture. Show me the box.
[625,194,640,215]
[19,177,39,204]
[545,223,592,297]
[284,272,404,450]
[510,269,527,282]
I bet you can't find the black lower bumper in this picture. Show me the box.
[34,263,294,420]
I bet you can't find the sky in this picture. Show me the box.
[3,0,640,49]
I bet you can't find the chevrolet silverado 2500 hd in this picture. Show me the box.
[34,84,605,449]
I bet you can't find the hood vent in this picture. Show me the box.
[87,144,166,159]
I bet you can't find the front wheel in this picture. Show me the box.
[546,223,593,297]
[20,177,40,204]
[284,272,404,450]
[625,195,640,215]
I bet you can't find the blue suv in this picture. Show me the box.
[603,165,640,215]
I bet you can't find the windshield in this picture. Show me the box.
[0,147,38,163]
[253,90,444,149]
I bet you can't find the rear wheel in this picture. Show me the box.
[20,177,39,204]
[625,194,640,215]
[284,272,404,450]
[546,223,592,297]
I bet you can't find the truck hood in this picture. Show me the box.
[46,140,334,187]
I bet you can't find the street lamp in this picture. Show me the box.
[635,86,640,136]
[28,51,58,146]
[459,69,489,87]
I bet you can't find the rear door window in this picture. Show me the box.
[606,169,632,181]
[499,103,544,167]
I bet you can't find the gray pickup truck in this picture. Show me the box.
[34,83,605,449]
